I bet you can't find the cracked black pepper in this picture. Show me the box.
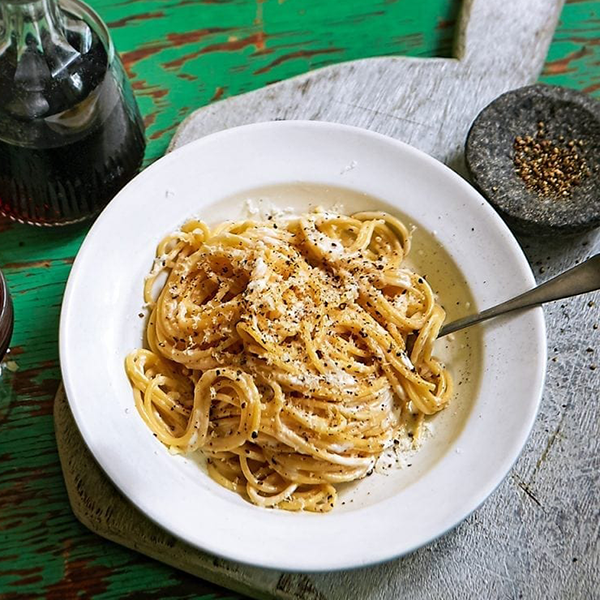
[513,121,590,198]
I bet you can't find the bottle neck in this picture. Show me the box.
[0,0,86,119]
[0,0,84,82]
[1,0,67,53]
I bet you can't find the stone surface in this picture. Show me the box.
[466,84,600,236]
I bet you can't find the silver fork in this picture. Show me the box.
[439,254,600,337]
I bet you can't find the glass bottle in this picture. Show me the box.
[0,0,146,226]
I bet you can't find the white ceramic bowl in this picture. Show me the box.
[60,121,546,572]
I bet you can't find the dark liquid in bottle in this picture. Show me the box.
[0,28,145,226]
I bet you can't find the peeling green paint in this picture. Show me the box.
[0,0,597,597]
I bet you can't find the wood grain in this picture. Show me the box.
[100,0,462,163]
[169,0,564,173]
[54,387,326,600]
[0,3,461,598]
[1,0,599,598]
[56,0,598,598]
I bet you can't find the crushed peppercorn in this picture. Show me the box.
[513,122,590,198]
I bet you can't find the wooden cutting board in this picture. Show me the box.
[54,1,600,599]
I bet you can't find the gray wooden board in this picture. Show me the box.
[55,0,600,597]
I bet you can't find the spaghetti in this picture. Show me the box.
[126,209,452,512]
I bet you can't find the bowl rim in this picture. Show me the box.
[59,120,547,571]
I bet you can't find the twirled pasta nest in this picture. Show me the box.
[126,209,451,512]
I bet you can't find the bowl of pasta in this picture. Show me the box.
[60,120,546,571]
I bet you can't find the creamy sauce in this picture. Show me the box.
[195,182,483,511]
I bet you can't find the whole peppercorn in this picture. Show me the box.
[513,122,590,198]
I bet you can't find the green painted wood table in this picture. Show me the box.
[1,0,599,598]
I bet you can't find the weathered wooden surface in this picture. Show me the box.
[108,0,462,165]
[55,0,600,598]
[1,0,599,598]
[169,0,564,175]
[54,387,325,600]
